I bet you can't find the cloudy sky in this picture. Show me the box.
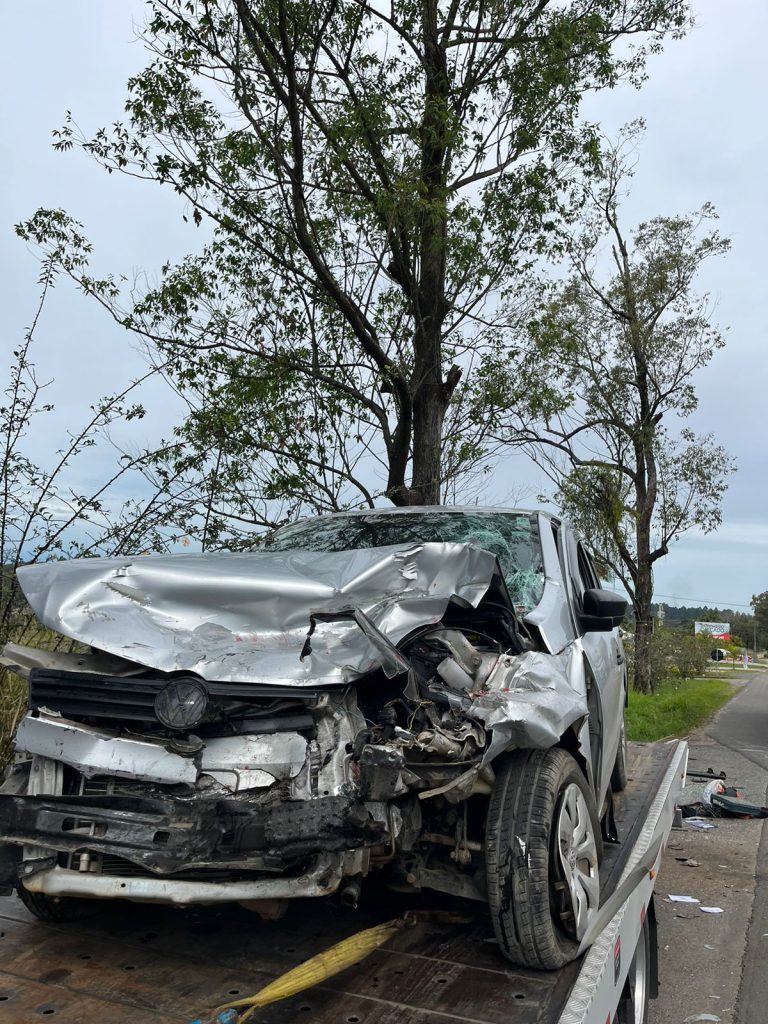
[1,2,766,613]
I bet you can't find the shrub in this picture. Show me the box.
[625,626,713,691]
[0,669,27,778]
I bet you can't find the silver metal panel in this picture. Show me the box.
[0,642,143,679]
[201,731,307,791]
[470,644,587,755]
[15,715,199,785]
[14,715,309,792]
[15,543,500,685]
[22,853,345,902]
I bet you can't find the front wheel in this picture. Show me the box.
[485,747,602,970]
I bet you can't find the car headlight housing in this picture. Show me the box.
[154,677,209,731]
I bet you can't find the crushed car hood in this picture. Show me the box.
[16,543,504,686]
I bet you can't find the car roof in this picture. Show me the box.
[285,506,557,521]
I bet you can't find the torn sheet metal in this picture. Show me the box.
[15,543,502,686]
[202,732,307,792]
[16,715,198,785]
[0,642,144,680]
[470,647,587,756]
[15,714,308,792]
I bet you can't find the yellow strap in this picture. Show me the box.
[213,915,410,1023]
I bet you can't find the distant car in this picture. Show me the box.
[711,648,728,661]
[0,507,627,969]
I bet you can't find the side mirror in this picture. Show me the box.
[580,588,628,632]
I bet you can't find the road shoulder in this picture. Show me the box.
[650,671,768,1024]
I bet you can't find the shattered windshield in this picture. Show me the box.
[269,510,545,613]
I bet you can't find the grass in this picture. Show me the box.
[626,675,737,742]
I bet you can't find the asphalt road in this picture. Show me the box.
[649,668,768,1024]
[713,670,768,1024]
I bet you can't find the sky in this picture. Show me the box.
[1,1,766,613]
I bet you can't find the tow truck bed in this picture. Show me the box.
[0,741,686,1024]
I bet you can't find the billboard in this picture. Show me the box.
[694,621,731,641]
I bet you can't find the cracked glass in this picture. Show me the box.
[269,510,545,613]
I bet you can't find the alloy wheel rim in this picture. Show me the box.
[555,783,600,939]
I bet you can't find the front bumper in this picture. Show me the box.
[0,791,388,874]
[20,854,345,904]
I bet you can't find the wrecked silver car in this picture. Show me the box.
[0,508,628,969]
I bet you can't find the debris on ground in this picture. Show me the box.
[686,769,727,782]
[700,907,724,914]
[681,771,768,820]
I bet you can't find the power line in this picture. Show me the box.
[653,592,752,610]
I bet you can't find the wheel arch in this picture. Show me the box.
[557,724,595,794]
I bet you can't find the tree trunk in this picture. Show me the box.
[410,378,446,504]
[406,0,451,507]
[631,422,656,694]
[633,564,654,694]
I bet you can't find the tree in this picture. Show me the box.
[0,267,185,650]
[499,133,734,693]
[751,592,768,649]
[20,0,690,538]
[0,269,194,769]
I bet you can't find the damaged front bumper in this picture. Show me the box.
[0,700,390,902]
[0,791,387,873]
[0,784,387,903]
[19,853,346,905]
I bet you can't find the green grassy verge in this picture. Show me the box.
[626,676,736,742]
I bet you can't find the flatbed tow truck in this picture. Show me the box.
[0,739,686,1024]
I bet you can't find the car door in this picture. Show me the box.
[562,529,625,805]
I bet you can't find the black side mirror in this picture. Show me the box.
[580,588,628,632]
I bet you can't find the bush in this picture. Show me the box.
[625,626,713,691]
[0,618,76,778]
[0,669,27,778]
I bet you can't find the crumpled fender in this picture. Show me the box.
[469,645,588,763]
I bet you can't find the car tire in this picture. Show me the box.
[485,747,602,970]
[17,884,99,923]
[611,713,628,793]
[617,912,651,1023]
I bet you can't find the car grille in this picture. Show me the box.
[29,668,319,724]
